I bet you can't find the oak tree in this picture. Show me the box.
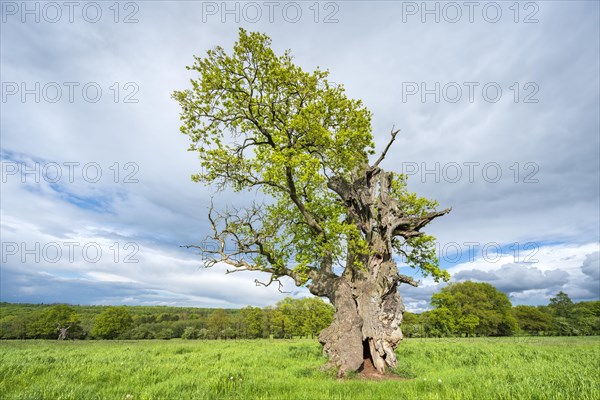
[431,281,517,336]
[174,29,450,375]
[29,304,82,340]
[207,308,230,339]
[549,291,573,318]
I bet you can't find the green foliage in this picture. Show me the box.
[401,288,598,339]
[182,327,201,340]
[546,297,600,336]
[0,298,334,340]
[173,28,374,275]
[26,304,83,339]
[300,297,335,338]
[238,306,266,339]
[389,174,439,216]
[401,312,424,338]
[207,309,229,339]
[1,292,597,340]
[426,307,456,337]
[173,28,448,285]
[570,301,600,335]
[512,305,553,334]
[156,328,175,340]
[198,328,209,339]
[270,297,333,339]
[394,234,449,282]
[175,29,374,183]
[127,325,156,340]
[549,291,574,318]
[91,307,133,339]
[458,315,480,336]
[430,281,517,336]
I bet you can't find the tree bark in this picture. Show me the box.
[316,255,405,376]
[315,165,446,377]
[317,279,365,376]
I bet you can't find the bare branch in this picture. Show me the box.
[397,273,419,287]
[225,268,250,274]
[392,208,452,238]
[181,200,308,285]
[373,126,400,167]
[285,166,325,235]
[254,276,290,293]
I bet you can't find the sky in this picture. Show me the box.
[1,0,599,312]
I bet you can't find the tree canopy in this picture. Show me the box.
[27,304,82,339]
[173,28,449,290]
[429,281,517,336]
[91,306,133,339]
[549,291,574,318]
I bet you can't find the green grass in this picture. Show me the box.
[1,337,598,399]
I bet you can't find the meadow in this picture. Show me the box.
[0,337,598,399]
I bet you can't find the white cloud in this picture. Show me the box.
[401,243,600,312]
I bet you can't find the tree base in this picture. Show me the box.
[318,277,405,377]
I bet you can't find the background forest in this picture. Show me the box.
[2,282,598,340]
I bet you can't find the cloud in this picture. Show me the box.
[581,251,599,281]
[1,2,598,308]
[401,281,444,313]
[400,244,599,312]
[579,251,600,298]
[454,263,569,293]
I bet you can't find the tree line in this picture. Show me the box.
[403,282,600,337]
[0,297,333,340]
[1,282,598,340]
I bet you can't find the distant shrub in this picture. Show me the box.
[182,327,200,340]
[156,328,174,340]
[127,325,155,340]
[198,328,209,339]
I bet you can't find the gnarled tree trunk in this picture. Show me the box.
[318,288,405,376]
[310,165,447,376]
[312,249,406,376]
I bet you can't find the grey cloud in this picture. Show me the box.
[581,251,599,281]
[0,268,152,306]
[0,263,294,308]
[400,282,447,313]
[579,251,600,298]
[454,263,569,294]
